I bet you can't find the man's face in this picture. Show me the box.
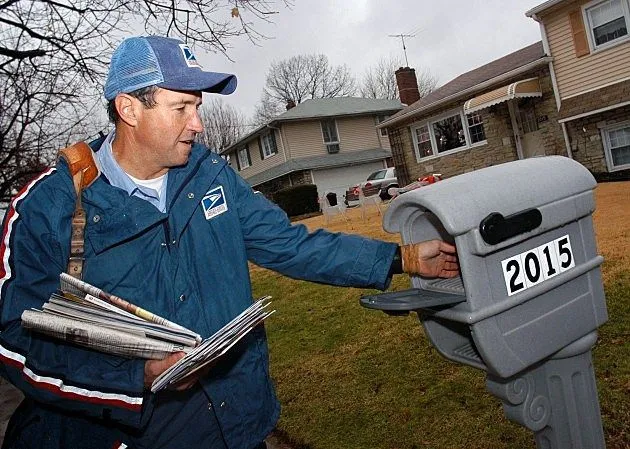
[134,88,203,174]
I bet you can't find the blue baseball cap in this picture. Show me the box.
[104,36,237,100]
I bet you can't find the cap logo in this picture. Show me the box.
[179,44,202,68]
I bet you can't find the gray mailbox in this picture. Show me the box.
[361,156,608,449]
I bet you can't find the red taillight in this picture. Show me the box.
[365,182,372,188]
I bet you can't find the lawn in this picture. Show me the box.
[254,182,630,449]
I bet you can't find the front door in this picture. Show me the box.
[519,100,545,158]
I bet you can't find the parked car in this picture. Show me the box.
[344,167,398,206]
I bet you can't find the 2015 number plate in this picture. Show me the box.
[501,235,575,296]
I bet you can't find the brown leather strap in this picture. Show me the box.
[58,142,100,280]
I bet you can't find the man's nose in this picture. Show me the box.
[189,111,203,133]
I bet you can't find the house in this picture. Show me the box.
[221,97,403,200]
[527,0,630,179]
[379,43,568,187]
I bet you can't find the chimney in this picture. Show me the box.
[395,67,420,106]
[286,99,296,110]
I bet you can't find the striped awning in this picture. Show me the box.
[464,77,542,114]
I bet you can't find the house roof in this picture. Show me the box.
[242,148,392,187]
[558,79,630,122]
[276,97,402,121]
[222,97,402,154]
[381,41,547,127]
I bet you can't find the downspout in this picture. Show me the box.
[562,122,574,159]
[532,13,572,159]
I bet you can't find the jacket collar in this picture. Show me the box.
[81,142,227,254]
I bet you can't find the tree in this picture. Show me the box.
[0,0,289,204]
[360,55,438,100]
[254,54,357,122]
[252,92,285,126]
[197,99,248,153]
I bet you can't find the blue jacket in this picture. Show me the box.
[0,142,397,449]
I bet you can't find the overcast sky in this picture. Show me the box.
[195,0,546,125]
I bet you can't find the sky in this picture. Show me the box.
[195,0,547,125]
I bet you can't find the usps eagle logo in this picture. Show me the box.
[202,186,228,220]
[179,44,202,68]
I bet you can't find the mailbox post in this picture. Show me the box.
[362,156,608,448]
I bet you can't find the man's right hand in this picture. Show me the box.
[144,352,186,390]
[144,352,213,391]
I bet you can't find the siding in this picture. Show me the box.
[284,115,386,158]
[544,0,630,99]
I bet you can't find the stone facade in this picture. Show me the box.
[388,67,568,183]
[564,103,630,180]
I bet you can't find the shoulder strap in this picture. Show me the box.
[58,142,100,280]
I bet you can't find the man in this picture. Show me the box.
[0,36,458,449]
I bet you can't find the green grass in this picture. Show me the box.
[253,264,630,449]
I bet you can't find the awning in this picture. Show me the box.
[464,77,542,114]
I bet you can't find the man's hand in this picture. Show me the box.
[144,352,213,391]
[401,240,459,278]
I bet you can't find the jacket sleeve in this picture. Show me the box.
[0,167,153,429]
[230,169,398,290]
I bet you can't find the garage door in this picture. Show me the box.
[311,161,386,203]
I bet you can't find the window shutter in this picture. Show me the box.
[246,146,252,165]
[258,137,264,159]
[569,10,590,58]
[235,151,241,171]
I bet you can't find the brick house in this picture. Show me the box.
[379,43,568,187]
[221,97,402,199]
[527,0,630,180]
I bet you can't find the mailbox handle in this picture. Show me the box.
[479,209,542,245]
[360,289,465,315]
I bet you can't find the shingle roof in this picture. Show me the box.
[276,97,402,120]
[384,42,546,126]
[222,97,402,154]
[242,148,392,186]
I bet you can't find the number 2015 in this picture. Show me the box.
[501,235,576,296]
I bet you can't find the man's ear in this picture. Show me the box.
[115,94,139,127]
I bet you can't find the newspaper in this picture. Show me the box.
[21,274,275,389]
[21,309,188,360]
[151,296,274,392]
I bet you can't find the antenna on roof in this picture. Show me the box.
[388,30,419,67]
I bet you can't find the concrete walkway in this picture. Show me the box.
[0,378,23,444]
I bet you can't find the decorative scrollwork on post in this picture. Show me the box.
[486,373,551,432]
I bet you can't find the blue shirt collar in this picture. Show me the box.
[96,130,168,212]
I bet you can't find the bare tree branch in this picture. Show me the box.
[0,0,292,204]
[197,98,248,153]
[258,53,356,116]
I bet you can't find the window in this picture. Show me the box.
[467,112,487,143]
[236,147,251,170]
[602,122,630,171]
[433,114,466,153]
[259,131,277,159]
[414,125,433,158]
[321,119,340,153]
[584,0,630,50]
[410,109,487,161]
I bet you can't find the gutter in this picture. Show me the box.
[378,57,553,129]
[525,0,566,17]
